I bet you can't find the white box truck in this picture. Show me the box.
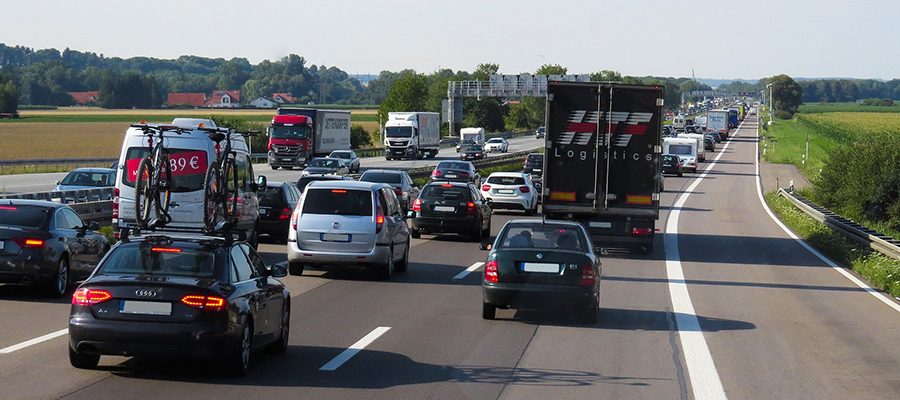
[384,112,441,160]
[457,127,485,152]
[707,109,729,138]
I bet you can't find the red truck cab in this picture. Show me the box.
[268,115,312,170]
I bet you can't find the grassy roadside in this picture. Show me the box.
[765,191,900,297]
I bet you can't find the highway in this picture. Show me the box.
[3,116,900,399]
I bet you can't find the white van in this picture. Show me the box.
[663,137,698,172]
[677,132,706,162]
[672,115,686,130]
[113,118,263,246]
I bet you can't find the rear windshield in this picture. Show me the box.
[526,155,543,164]
[0,205,52,228]
[436,162,469,170]
[98,243,217,278]
[668,145,693,155]
[258,186,285,207]
[302,189,372,216]
[487,176,525,185]
[121,147,208,192]
[498,224,587,251]
[421,185,468,200]
[360,172,401,184]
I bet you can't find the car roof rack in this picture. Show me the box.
[120,222,247,246]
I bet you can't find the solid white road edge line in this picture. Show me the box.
[319,326,391,371]
[0,328,68,354]
[453,262,484,281]
[753,120,900,313]
[664,122,742,400]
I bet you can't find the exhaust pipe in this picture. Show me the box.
[21,276,31,284]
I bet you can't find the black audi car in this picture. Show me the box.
[258,181,302,243]
[0,200,109,297]
[68,229,291,376]
[407,181,492,241]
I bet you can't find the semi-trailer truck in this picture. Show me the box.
[384,112,440,160]
[706,109,729,138]
[541,81,664,254]
[267,108,352,170]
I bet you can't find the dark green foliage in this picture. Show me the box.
[0,75,18,113]
[814,134,900,231]
[98,71,160,109]
[377,73,429,122]
[350,124,372,148]
[860,98,895,106]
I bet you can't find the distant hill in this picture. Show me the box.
[697,78,759,88]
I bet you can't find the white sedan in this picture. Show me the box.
[480,172,538,215]
[484,138,509,153]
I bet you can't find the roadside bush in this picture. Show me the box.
[350,124,372,148]
[774,110,793,120]
[814,134,900,231]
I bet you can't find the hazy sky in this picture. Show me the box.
[3,0,895,80]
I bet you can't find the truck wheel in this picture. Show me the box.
[386,156,392,161]
[271,166,278,170]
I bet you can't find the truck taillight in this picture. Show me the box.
[519,186,530,193]
[412,199,421,212]
[632,227,653,235]
[484,260,498,282]
[581,266,596,286]
[112,188,119,218]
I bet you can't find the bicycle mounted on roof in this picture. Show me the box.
[198,123,258,231]
[130,122,192,229]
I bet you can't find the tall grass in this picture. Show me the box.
[799,102,900,114]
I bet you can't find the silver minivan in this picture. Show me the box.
[287,180,410,280]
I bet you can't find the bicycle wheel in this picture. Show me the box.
[203,161,222,230]
[156,152,173,220]
[134,158,155,228]
[222,156,239,223]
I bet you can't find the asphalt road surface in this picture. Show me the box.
[3,116,900,399]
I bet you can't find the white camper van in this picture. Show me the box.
[663,137,698,172]
[677,132,706,162]
[113,118,263,246]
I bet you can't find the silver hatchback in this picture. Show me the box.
[287,180,411,280]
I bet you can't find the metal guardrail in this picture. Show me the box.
[405,149,535,180]
[777,188,900,261]
[0,187,114,223]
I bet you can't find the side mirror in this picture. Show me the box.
[485,198,493,205]
[406,210,417,219]
[268,264,288,278]
[256,175,267,191]
[479,242,492,250]
[87,221,100,231]
[55,180,61,185]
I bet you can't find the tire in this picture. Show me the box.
[678,171,683,177]
[410,229,421,239]
[525,201,535,216]
[227,321,252,376]
[134,158,154,227]
[271,302,290,353]
[46,256,69,298]
[69,345,100,369]
[481,217,492,239]
[203,161,222,230]
[472,218,484,242]
[271,166,278,170]
[395,240,410,273]
[156,152,173,218]
[288,262,304,276]
[482,303,496,320]
[377,245,394,280]
[223,157,239,224]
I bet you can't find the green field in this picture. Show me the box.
[799,102,900,114]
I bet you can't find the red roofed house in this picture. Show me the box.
[272,93,297,104]
[68,91,99,106]
[167,93,206,108]
[206,90,241,108]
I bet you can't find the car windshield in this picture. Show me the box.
[463,145,482,152]
[385,127,413,138]
[487,139,502,143]
[487,176,525,185]
[97,242,217,278]
[61,170,112,186]
[360,172,402,184]
[0,204,52,228]
[421,185,467,200]
[498,224,586,251]
[302,188,372,216]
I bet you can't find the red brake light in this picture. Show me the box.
[580,265,596,286]
[332,190,347,194]
[181,295,227,311]
[0,206,16,210]
[291,205,301,230]
[412,198,422,212]
[151,247,181,253]
[632,227,653,235]
[280,207,292,220]
[73,288,112,305]
[375,198,385,233]
[485,260,499,282]
[12,238,44,248]
[519,186,530,193]
[112,188,120,218]
[467,202,476,214]
[441,184,453,187]
[432,170,442,177]
[394,186,403,197]
[482,184,491,191]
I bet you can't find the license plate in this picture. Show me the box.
[259,207,270,216]
[0,241,4,250]
[445,174,457,179]
[120,300,172,316]
[498,189,514,194]
[434,206,455,212]
[522,262,560,273]
[534,169,542,173]
[321,233,350,242]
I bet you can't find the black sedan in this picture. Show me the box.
[258,181,302,243]
[661,154,684,177]
[430,160,481,187]
[407,181,492,241]
[68,230,291,376]
[459,145,486,161]
[481,219,601,324]
[0,200,109,297]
